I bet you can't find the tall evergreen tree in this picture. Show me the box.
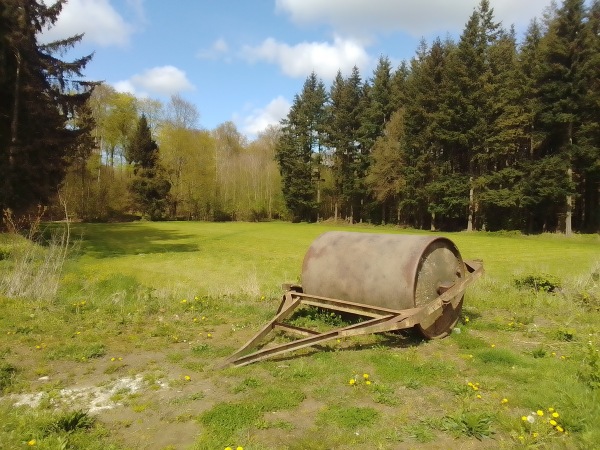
[127,115,171,220]
[575,0,600,231]
[275,72,327,221]
[534,0,586,233]
[325,67,364,222]
[0,0,95,218]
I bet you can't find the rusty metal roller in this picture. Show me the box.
[301,231,466,338]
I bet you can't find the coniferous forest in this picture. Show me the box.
[277,0,600,233]
[1,0,599,233]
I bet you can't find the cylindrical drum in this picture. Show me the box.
[301,231,466,338]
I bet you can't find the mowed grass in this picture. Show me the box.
[1,221,599,449]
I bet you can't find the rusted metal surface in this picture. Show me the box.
[221,232,483,368]
[302,232,465,312]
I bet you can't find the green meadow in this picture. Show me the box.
[1,221,599,449]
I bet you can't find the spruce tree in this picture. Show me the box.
[535,0,586,233]
[575,0,600,231]
[275,72,327,221]
[127,115,171,220]
[325,67,364,222]
[0,0,95,218]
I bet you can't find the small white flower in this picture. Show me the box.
[527,414,535,424]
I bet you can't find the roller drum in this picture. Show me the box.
[301,231,465,338]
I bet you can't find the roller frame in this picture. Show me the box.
[221,259,483,368]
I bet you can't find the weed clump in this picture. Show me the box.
[578,342,600,390]
[514,273,561,293]
[0,361,17,391]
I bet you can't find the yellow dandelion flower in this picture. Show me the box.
[464,317,470,323]
[207,333,212,338]
[501,398,508,404]
[193,318,198,322]
[518,435,524,442]
[467,382,473,387]
[349,378,356,386]
[225,447,232,450]
[27,439,36,446]
[237,447,244,450]
[194,296,199,300]
[336,339,341,343]
[366,380,371,385]
[476,394,482,399]
[556,425,564,433]
[537,410,544,416]
[201,316,206,320]
[363,373,369,380]
[552,412,559,418]
[181,299,187,303]
[560,355,566,360]
[549,419,557,426]
[472,386,479,391]
[521,416,528,422]
[491,344,496,348]
[551,352,556,356]
[118,357,123,361]
[548,407,555,412]
[111,357,116,362]
[261,296,265,300]
[533,432,538,438]
[184,375,191,381]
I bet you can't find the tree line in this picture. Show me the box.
[2,0,599,233]
[61,85,285,222]
[276,0,600,233]
[1,1,285,226]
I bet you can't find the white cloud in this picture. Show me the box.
[276,0,551,38]
[39,0,135,47]
[114,66,195,97]
[197,38,230,60]
[242,36,371,80]
[240,96,291,136]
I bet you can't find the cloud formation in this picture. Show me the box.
[242,36,370,80]
[197,38,230,60]
[276,0,550,38]
[39,0,135,47]
[114,66,195,97]
[241,96,291,136]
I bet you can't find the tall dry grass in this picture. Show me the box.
[0,201,73,301]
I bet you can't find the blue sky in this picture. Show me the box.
[41,0,555,139]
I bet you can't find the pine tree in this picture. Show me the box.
[127,115,171,220]
[0,0,95,218]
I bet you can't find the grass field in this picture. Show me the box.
[1,221,599,449]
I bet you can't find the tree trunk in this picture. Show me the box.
[467,177,474,232]
[9,50,22,167]
[431,211,436,231]
[566,167,573,236]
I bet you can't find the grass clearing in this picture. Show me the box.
[1,221,599,449]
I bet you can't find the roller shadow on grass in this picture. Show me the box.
[71,223,199,257]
